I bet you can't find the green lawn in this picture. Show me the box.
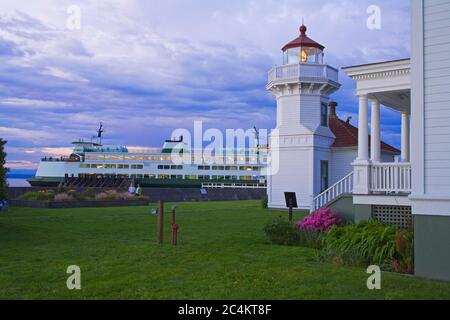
[1,200,449,299]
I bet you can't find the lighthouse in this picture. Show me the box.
[266,25,341,209]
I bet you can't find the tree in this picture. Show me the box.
[0,138,8,200]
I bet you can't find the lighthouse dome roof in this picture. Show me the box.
[282,24,325,52]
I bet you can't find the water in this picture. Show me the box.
[6,170,35,187]
[8,179,31,187]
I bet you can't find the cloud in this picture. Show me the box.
[0,0,410,168]
[5,160,39,169]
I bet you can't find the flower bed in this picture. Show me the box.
[11,189,150,209]
[264,208,414,274]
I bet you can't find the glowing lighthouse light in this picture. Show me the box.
[282,24,324,65]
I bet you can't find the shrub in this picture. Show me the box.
[95,192,115,201]
[80,188,97,200]
[0,138,8,200]
[264,217,300,246]
[54,193,75,202]
[19,190,55,201]
[261,194,268,209]
[264,217,322,248]
[296,207,340,233]
[320,221,414,272]
[393,230,414,274]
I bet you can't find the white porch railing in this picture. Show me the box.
[312,172,354,211]
[268,63,339,84]
[370,162,411,193]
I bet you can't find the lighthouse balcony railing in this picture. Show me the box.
[268,63,339,84]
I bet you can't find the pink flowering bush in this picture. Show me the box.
[296,208,340,233]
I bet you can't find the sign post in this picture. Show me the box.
[284,192,298,222]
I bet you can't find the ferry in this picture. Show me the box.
[29,125,268,189]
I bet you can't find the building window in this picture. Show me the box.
[321,103,328,127]
[320,160,329,192]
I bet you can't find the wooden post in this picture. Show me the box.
[157,200,164,244]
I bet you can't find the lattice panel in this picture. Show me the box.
[372,206,413,230]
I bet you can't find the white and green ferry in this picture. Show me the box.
[29,127,267,189]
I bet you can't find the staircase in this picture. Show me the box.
[312,172,353,211]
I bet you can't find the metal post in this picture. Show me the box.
[157,200,164,244]
[289,199,293,222]
[171,205,179,246]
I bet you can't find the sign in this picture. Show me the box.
[284,192,298,208]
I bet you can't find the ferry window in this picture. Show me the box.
[225,166,238,171]
[240,166,253,171]
[199,175,211,180]
[171,165,183,170]
[158,174,170,179]
[321,103,328,127]
[185,175,198,180]
[80,164,90,168]
[118,164,129,169]
[212,166,225,170]
[157,165,163,169]
[252,166,261,171]
[239,176,252,181]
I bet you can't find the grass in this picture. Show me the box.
[1,200,450,300]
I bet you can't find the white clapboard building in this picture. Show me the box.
[267,0,450,281]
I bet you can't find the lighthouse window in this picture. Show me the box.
[320,161,329,192]
[321,103,328,127]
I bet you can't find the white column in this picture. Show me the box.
[353,94,371,195]
[357,95,369,162]
[401,112,410,162]
[370,98,381,162]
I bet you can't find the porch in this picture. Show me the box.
[313,59,412,211]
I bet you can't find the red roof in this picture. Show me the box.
[282,25,325,52]
[329,116,400,154]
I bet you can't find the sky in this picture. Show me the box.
[0,0,411,170]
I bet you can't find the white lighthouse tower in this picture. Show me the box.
[266,25,341,209]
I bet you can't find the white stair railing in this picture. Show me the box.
[312,172,354,211]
